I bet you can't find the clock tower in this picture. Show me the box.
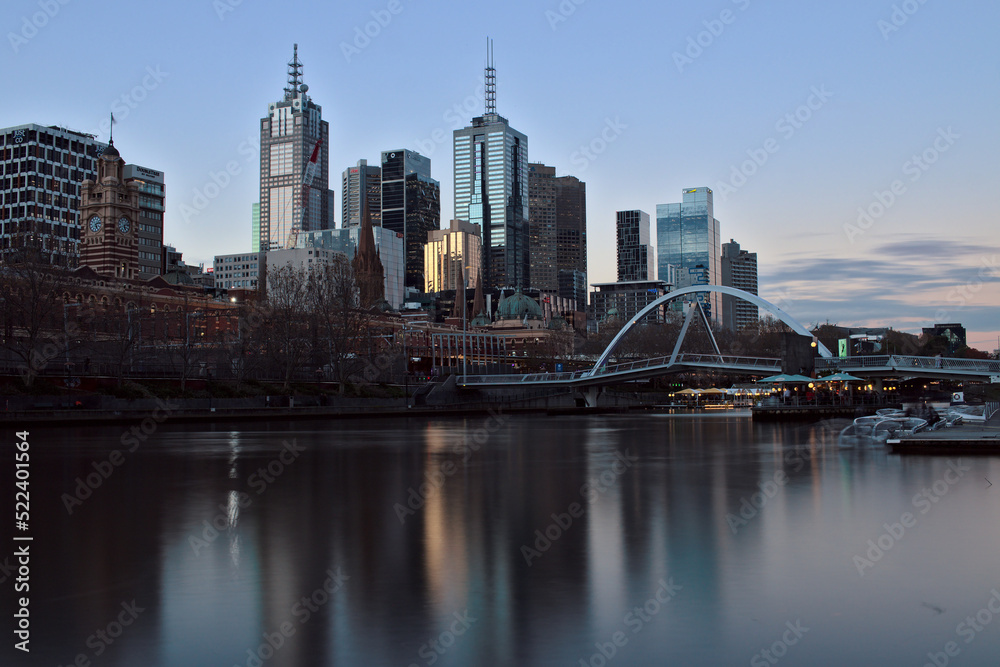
[79,139,141,279]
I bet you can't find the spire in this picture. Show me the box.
[485,37,496,116]
[472,269,485,318]
[284,43,303,100]
[352,200,385,308]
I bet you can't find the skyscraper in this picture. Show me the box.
[258,44,335,252]
[453,42,528,290]
[527,163,557,291]
[380,149,439,290]
[342,159,381,228]
[616,210,654,282]
[0,123,106,266]
[720,238,758,330]
[656,187,721,323]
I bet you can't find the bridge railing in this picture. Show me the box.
[459,353,782,385]
[817,355,1000,373]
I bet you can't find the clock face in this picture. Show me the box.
[118,216,130,234]
[88,215,102,233]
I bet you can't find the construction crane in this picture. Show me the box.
[286,138,323,249]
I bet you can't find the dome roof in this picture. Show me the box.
[496,288,542,321]
[470,311,492,327]
[101,140,120,159]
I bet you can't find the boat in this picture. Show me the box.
[838,414,928,447]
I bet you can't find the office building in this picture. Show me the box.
[554,174,587,296]
[921,323,967,354]
[213,252,262,291]
[527,164,587,299]
[656,187,721,323]
[720,239,759,330]
[251,203,260,252]
[424,218,482,293]
[0,123,107,266]
[300,226,405,310]
[258,44,335,251]
[453,44,528,290]
[558,269,587,310]
[590,280,671,326]
[342,159,381,228]
[124,164,165,279]
[528,163,557,291]
[616,210,654,282]
[380,149,439,290]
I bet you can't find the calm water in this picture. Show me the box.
[3,413,1000,666]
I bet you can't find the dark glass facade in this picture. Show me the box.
[380,150,440,291]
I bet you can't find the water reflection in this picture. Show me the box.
[7,415,1000,665]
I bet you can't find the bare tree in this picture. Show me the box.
[307,255,368,394]
[264,263,311,390]
[0,249,68,385]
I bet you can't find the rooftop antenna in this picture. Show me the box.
[485,37,496,116]
[285,43,303,100]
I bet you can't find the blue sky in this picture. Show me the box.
[3,0,998,349]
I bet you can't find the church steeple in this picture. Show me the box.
[352,201,385,308]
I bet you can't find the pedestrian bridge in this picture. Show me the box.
[816,355,1000,382]
[456,286,999,395]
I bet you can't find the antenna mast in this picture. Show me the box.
[485,38,496,116]
[285,43,303,100]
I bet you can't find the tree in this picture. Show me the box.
[264,263,312,390]
[0,249,67,385]
[307,255,368,393]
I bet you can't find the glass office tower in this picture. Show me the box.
[656,187,721,323]
[380,149,439,290]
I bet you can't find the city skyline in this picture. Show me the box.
[2,0,997,348]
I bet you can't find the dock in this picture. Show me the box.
[888,407,1000,455]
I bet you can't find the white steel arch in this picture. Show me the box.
[591,285,832,373]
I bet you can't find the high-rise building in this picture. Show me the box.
[453,44,528,290]
[0,123,107,266]
[424,218,482,293]
[554,174,587,295]
[616,210,654,282]
[300,227,405,310]
[123,164,165,279]
[720,239,758,330]
[342,159,381,228]
[79,140,140,279]
[251,203,260,252]
[380,149,439,290]
[528,163,557,291]
[656,187,721,323]
[258,44,335,252]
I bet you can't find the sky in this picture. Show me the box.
[2,0,998,350]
